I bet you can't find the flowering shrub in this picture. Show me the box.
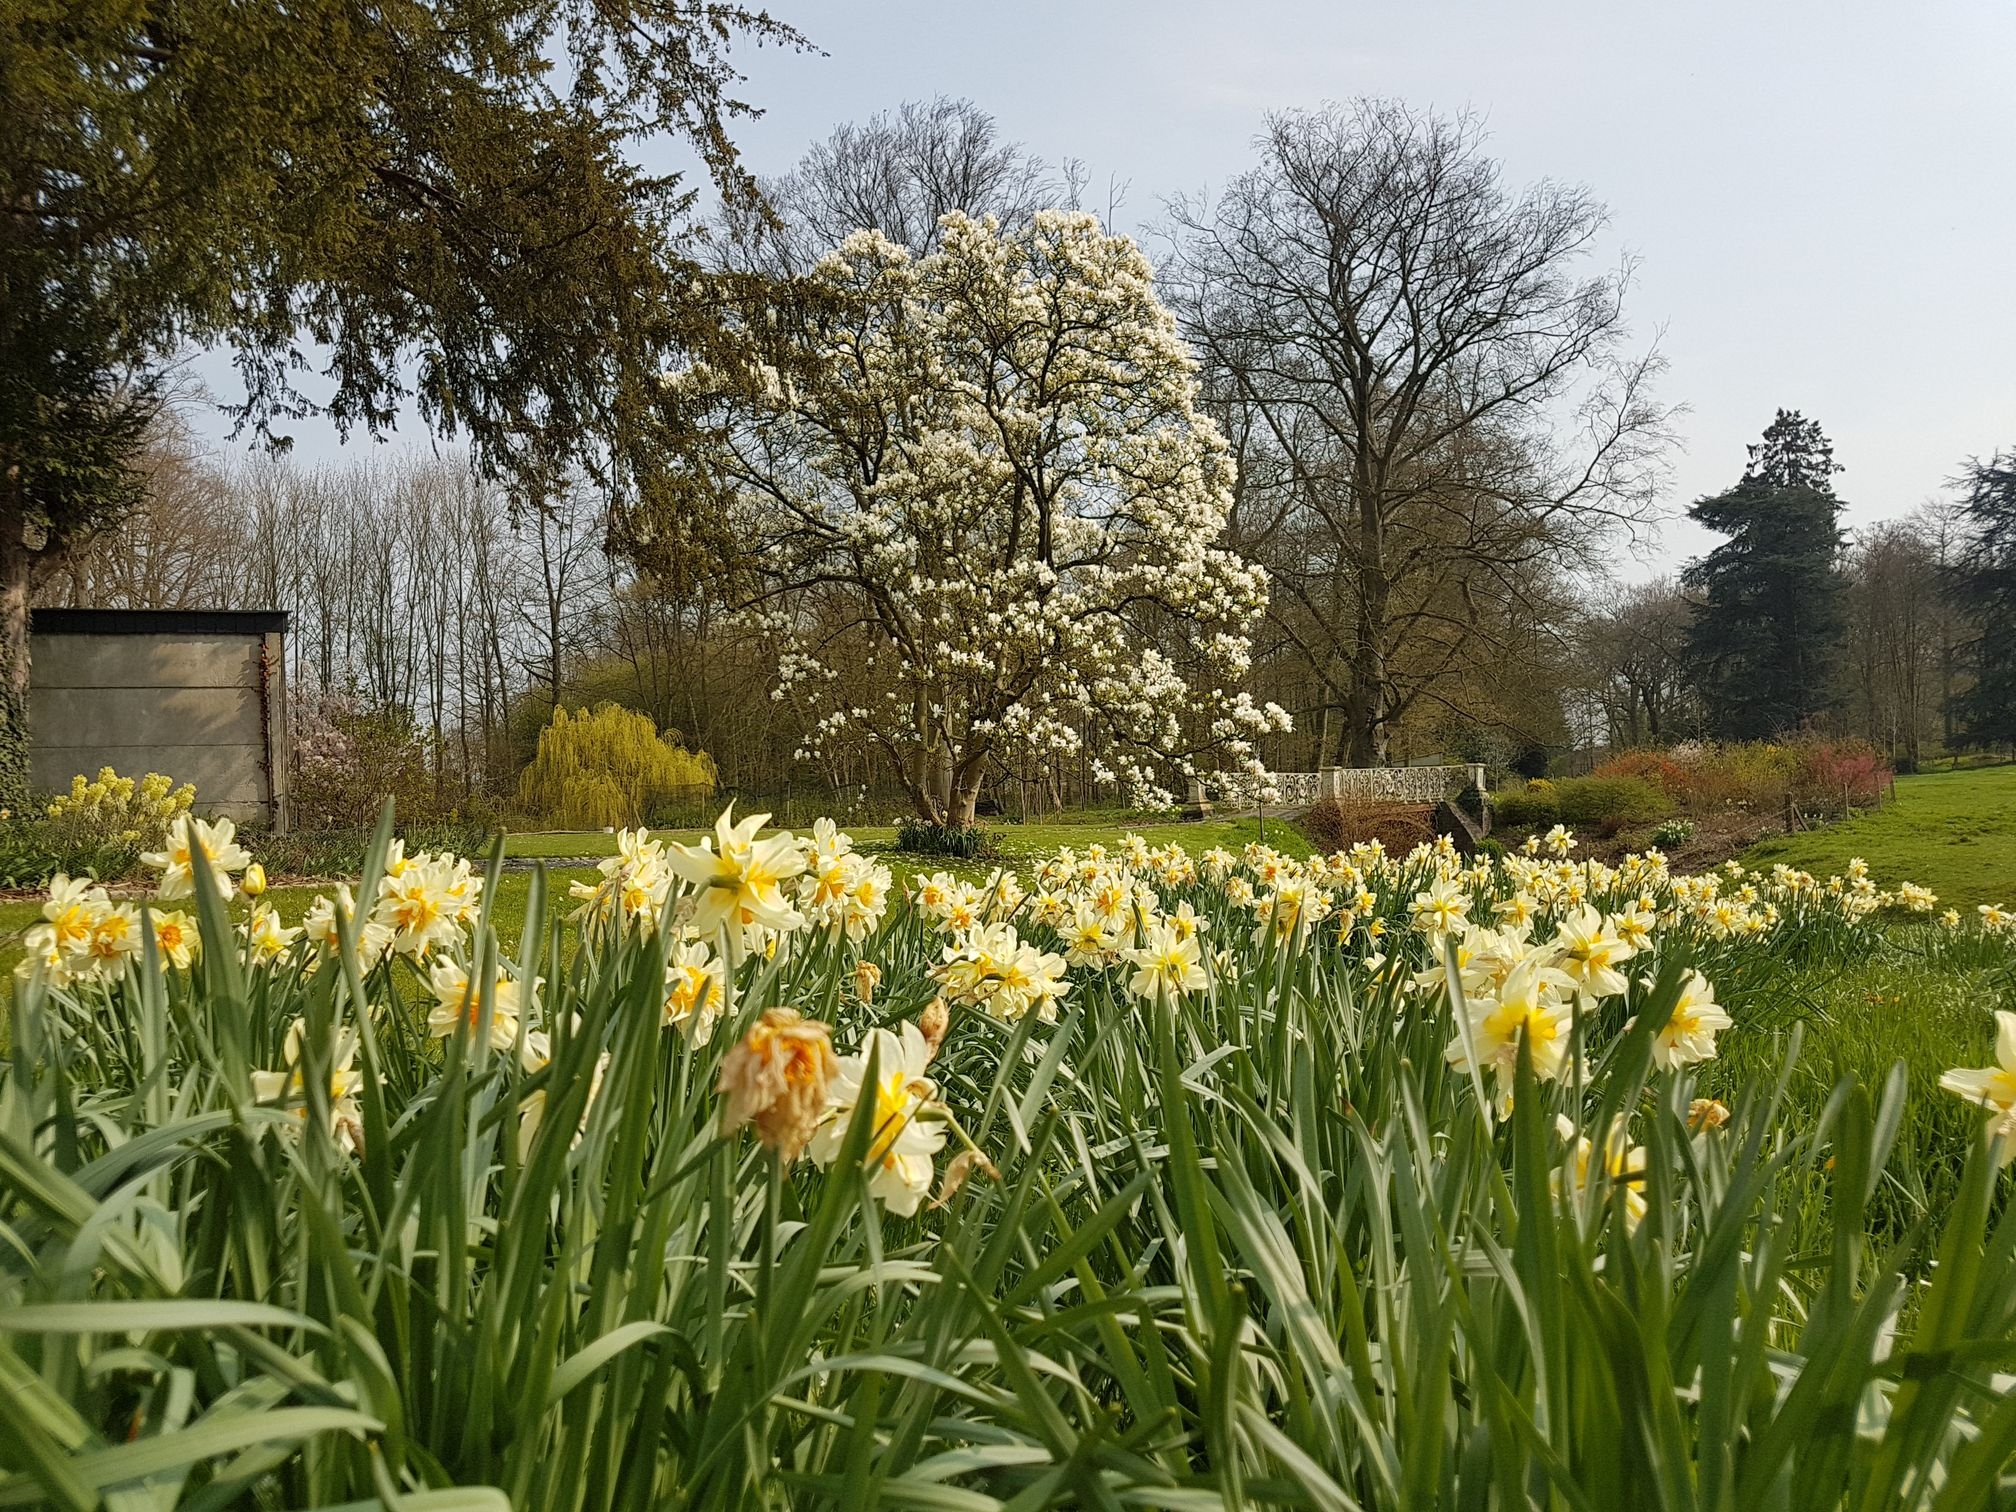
[291,693,445,829]
[44,765,195,845]
[1594,740,1894,819]
[0,766,198,885]
[7,807,2016,1505]
[1791,737,1892,814]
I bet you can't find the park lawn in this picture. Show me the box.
[1740,763,2016,910]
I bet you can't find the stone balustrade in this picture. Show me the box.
[1265,764,1487,809]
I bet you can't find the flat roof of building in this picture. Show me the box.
[31,609,289,637]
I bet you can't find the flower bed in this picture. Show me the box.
[4,810,2015,1506]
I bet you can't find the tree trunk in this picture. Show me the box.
[949,766,982,829]
[1344,488,1391,766]
[0,475,35,814]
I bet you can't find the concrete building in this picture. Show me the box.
[29,609,289,827]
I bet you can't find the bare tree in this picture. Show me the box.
[1164,100,1677,766]
[722,96,1065,271]
[1845,508,1958,768]
[1572,578,1698,750]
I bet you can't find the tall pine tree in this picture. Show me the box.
[1948,451,2016,749]
[1683,410,1848,739]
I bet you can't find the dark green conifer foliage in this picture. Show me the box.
[1948,451,2016,749]
[1682,410,1848,739]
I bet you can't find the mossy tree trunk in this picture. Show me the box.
[0,472,35,816]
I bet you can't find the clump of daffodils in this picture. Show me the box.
[933,922,1071,1022]
[21,800,2016,1221]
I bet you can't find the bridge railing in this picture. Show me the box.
[1264,764,1487,809]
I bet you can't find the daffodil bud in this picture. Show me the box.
[242,863,268,897]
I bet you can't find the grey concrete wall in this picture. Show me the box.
[30,625,288,826]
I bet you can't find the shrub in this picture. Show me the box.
[1792,738,1892,815]
[1492,780,1559,829]
[1301,797,1437,854]
[52,765,195,869]
[518,703,716,829]
[1592,748,1693,798]
[1681,742,1802,812]
[1554,775,1673,827]
[293,694,447,830]
[894,816,993,858]
[1650,816,1697,848]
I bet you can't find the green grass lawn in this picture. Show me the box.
[1741,763,2016,910]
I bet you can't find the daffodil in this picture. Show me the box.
[663,940,727,1041]
[1647,970,1731,1070]
[1940,1011,2016,1162]
[1551,906,1635,999]
[303,886,395,972]
[667,807,807,938]
[242,904,302,965]
[1445,956,1578,1109]
[1124,921,1208,1001]
[150,908,198,969]
[251,1018,365,1153]
[807,1024,947,1217]
[1554,1115,1647,1228]
[425,959,529,1052]
[142,815,252,900]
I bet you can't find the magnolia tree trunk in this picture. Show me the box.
[948,763,983,829]
[0,480,34,816]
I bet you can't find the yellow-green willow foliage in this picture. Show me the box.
[517,703,716,829]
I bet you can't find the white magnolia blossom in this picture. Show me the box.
[677,210,1290,821]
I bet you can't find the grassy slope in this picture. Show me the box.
[1740,764,2016,910]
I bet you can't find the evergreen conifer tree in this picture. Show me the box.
[1948,451,2016,749]
[1682,410,1849,739]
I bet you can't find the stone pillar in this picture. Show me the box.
[1182,774,1212,821]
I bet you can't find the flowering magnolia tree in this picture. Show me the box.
[667,210,1287,825]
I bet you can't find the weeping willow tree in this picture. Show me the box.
[518,704,716,829]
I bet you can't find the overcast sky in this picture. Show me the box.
[194,0,2016,575]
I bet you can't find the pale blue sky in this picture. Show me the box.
[194,0,2016,571]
